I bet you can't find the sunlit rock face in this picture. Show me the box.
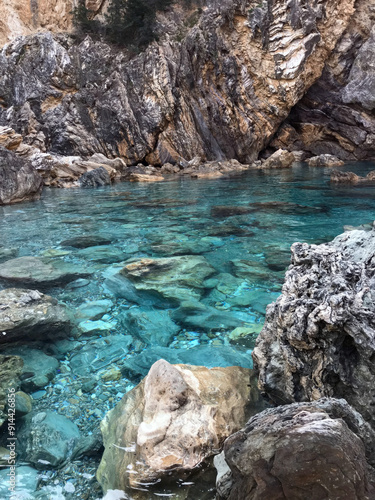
[0,0,356,165]
[97,360,264,497]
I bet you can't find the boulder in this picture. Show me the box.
[217,399,375,500]
[119,308,179,346]
[307,154,345,167]
[0,355,23,426]
[331,169,375,184]
[17,411,80,469]
[97,360,264,494]
[0,146,43,205]
[79,167,112,187]
[260,149,295,169]
[0,288,72,343]
[129,173,165,182]
[0,257,91,288]
[0,465,39,499]
[119,256,216,305]
[76,245,126,264]
[3,347,59,392]
[253,225,375,429]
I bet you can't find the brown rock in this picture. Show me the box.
[129,173,165,182]
[217,399,375,500]
[260,149,295,169]
[330,169,361,183]
[97,360,264,496]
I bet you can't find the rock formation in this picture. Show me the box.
[97,359,264,496]
[271,0,375,161]
[253,225,375,429]
[216,398,375,500]
[0,288,72,343]
[0,0,357,166]
[0,146,43,204]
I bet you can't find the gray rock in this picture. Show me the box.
[76,299,113,321]
[0,465,39,499]
[0,146,43,205]
[79,167,111,187]
[0,288,72,343]
[306,154,345,167]
[0,257,92,288]
[253,225,375,429]
[3,347,59,392]
[0,355,23,426]
[17,411,80,469]
[14,391,33,416]
[69,335,133,376]
[343,27,375,111]
[171,300,250,331]
[76,245,126,264]
[119,308,179,346]
[218,399,375,500]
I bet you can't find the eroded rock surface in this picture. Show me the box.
[217,399,375,500]
[0,0,356,165]
[0,288,72,343]
[253,225,375,429]
[0,355,23,426]
[97,360,264,496]
[0,146,43,204]
[271,0,375,160]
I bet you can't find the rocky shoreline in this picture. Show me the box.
[0,223,375,498]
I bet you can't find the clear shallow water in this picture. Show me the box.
[1,161,375,498]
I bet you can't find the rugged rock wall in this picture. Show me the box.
[253,225,375,429]
[271,0,375,160]
[0,0,356,165]
[0,0,74,47]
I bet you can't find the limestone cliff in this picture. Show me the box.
[0,0,358,165]
[271,0,375,160]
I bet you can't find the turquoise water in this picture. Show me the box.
[1,161,375,498]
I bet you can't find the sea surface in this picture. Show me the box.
[1,161,375,498]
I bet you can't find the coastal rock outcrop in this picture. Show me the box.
[0,146,43,204]
[331,169,375,183]
[217,399,375,500]
[253,225,375,429]
[307,154,345,167]
[97,359,264,496]
[0,0,356,165]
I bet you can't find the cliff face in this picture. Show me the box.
[0,0,357,165]
[271,0,375,160]
[0,0,75,47]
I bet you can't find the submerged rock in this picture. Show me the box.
[119,308,179,347]
[0,146,43,204]
[0,465,39,499]
[121,345,253,381]
[60,235,112,248]
[217,399,375,500]
[0,355,23,426]
[253,225,375,429]
[0,288,71,343]
[3,347,59,392]
[0,257,92,288]
[119,256,216,305]
[17,411,81,469]
[331,169,375,184]
[97,360,263,494]
[76,245,126,264]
